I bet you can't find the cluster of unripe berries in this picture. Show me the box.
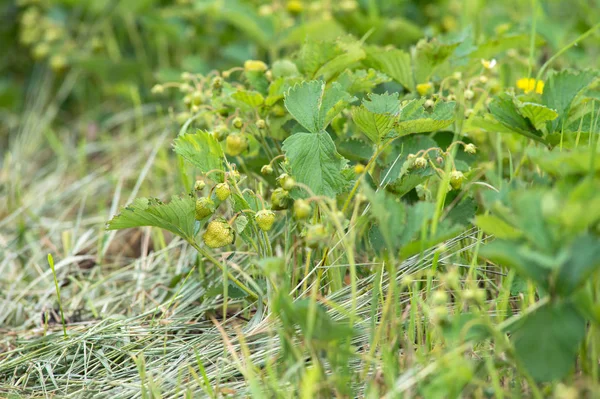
[404,142,476,191]
[194,178,279,248]
[18,3,103,71]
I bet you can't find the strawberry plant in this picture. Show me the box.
[2,1,600,397]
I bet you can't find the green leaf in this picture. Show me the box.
[363,45,413,90]
[362,184,407,251]
[474,215,522,239]
[173,131,224,174]
[527,147,600,177]
[274,293,354,344]
[394,99,456,136]
[296,41,340,78]
[479,240,550,290]
[510,301,586,382]
[284,80,354,133]
[282,131,348,197]
[352,93,399,144]
[516,102,558,130]
[231,89,264,108]
[488,93,546,144]
[542,69,597,132]
[106,196,196,241]
[469,33,544,60]
[337,138,374,161]
[557,234,600,296]
[314,40,365,81]
[412,38,459,84]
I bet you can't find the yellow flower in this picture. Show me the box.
[287,0,304,14]
[516,78,544,94]
[416,82,433,96]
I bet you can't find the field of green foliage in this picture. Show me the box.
[1,0,600,397]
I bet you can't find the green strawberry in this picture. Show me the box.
[256,210,276,231]
[203,219,234,248]
[195,197,216,220]
[215,183,231,201]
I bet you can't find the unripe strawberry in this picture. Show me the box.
[49,55,67,71]
[270,105,286,117]
[256,210,276,231]
[32,42,50,60]
[432,290,448,305]
[202,219,234,248]
[175,112,191,125]
[305,224,328,248]
[424,99,435,108]
[464,143,477,154]
[191,91,204,106]
[244,60,268,72]
[214,125,228,141]
[464,89,474,100]
[232,117,244,129]
[195,197,216,220]
[414,157,428,169]
[215,183,231,201]
[255,119,266,129]
[293,199,311,219]
[449,170,464,190]
[261,164,273,175]
[277,173,295,190]
[194,180,206,191]
[271,59,299,78]
[271,188,291,210]
[225,133,248,156]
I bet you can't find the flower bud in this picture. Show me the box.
[464,143,477,154]
[194,180,206,191]
[414,157,428,169]
[261,164,274,175]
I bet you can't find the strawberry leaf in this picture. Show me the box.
[282,131,348,197]
[106,196,197,241]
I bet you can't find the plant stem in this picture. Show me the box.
[188,240,260,302]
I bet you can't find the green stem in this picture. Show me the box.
[189,240,260,302]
